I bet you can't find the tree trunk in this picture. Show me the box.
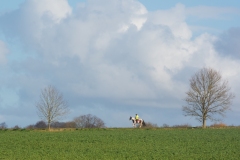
[48,122,51,131]
[202,118,206,128]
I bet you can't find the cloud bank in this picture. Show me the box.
[0,40,9,64]
[0,0,239,127]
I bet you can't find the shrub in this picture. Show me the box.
[64,121,76,128]
[143,122,158,128]
[210,123,227,128]
[162,123,170,128]
[26,125,35,129]
[35,121,47,129]
[12,125,21,130]
[172,124,192,128]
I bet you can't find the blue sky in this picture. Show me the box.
[0,0,240,128]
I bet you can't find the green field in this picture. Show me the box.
[1,128,240,159]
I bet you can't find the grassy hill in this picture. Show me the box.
[1,128,240,159]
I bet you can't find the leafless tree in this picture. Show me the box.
[74,114,105,128]
[0,122,7,129]
[36,85,69,130]
[183,67,235,128]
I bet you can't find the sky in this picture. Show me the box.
[0,0,240,128]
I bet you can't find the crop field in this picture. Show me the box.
[1,128,240,159]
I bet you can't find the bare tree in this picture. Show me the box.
[183,68,235,128]
[0,122,7,129]
[74,114,105,128]
[36,85,69,130]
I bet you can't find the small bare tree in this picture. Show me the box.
[0,122,7,129]
[183,68,235,128]
[74,114,105,128]
[36,85,69,130]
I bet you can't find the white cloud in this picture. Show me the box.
[0,0,72,46]
[0,0,240,127]
[148,4,192,39]
[1,0,238,104]
[24,0,72,22]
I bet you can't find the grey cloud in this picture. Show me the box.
[0,40,8,64]
[214,27,240,59]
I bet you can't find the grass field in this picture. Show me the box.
[1,128,240,159]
